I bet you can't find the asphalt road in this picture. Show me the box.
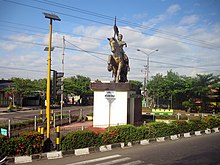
[0,106,93,123]
[20,133,220,165]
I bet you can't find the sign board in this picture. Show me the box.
[105,91,116,98]
[105,91,116,103]
[1,128,7,136]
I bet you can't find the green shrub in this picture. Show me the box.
[167,123,179,135]
[108,125,137,144]
[136,126,151,140]
[189,117,206,131]
[61,130,100,151]
[173,120,192,133]
[146,122,177,137]
[0,135,10,157]
[202,116,220,129]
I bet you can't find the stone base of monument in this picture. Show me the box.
[91,82,142,128]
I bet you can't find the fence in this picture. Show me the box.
[142,112,219,123]
[0,108,88,138]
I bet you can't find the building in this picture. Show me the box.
[0,80,14,106]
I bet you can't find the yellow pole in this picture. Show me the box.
[46,19,53,139]
[38,126,41,133]
[40,127,44,147]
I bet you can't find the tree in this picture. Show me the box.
[147,71,220,111]
[147,73,165,108]
[192,74,220,111]
[129,80,142,90]
[2,78,47,107]
[7,78,47,96]
[64,75,92,97]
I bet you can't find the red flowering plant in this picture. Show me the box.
[0,131,43,156]
[17,131,43,156]
[100,129,120,145]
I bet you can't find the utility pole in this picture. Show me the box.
[137,49,159,108]
[43,12,61,143]
[142,65,147,107]
[60,36,65,125]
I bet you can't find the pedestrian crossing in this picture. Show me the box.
[66,154,147,165]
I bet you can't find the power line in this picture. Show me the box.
[130,57,220,72]
[3,0,220,51]
[0,20,201,63]
[1,36,219,73]
[0,22,202,63]
[64,39,106,62]
[34,0,219,49]
[0,66,45,73]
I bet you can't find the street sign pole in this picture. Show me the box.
[107,98,115,131]
[105,91,116,131]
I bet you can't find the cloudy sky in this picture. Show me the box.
[0,0,220,83]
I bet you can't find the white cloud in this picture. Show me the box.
[0,22,220,81]
[132,12,148,20]
[166,4,181,15]
[179,15,199,26]
[213,24,220,33]
[142,4,181,29]
[0,42,17,51]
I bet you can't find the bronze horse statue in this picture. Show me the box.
[107,37,128,83]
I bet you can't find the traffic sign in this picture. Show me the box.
[105,91,116,103]
[105,91,116,98]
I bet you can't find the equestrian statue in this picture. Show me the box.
[107,17,130,83]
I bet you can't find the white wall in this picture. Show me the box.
[93,91,128,128]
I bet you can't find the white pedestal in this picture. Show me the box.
[91,82,141,128]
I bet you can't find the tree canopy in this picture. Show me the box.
[64,75,92,97]
[4,75,92,99]
[147,70,220,111]
[2,71,219,111]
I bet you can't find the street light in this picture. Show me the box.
[43,12,61,144]
[137,49,159,108]
[44,46,55,51]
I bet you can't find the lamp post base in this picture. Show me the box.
[43,138,53,152]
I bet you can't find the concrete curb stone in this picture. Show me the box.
[15,156,32,164]
[74,148,89,156]
[170,135,178,140]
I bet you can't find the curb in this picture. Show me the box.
[8,127,220,164]
[0,107,40,113]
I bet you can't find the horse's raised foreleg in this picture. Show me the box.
[112,67,117,82]
[116,61,123,83]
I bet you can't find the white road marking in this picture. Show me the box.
[121,160,144,165]
[66,154,121,165]
[96,157,131,165]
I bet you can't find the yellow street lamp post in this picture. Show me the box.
[43,13,61,146]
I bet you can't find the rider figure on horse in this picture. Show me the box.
[117,34,130,72]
